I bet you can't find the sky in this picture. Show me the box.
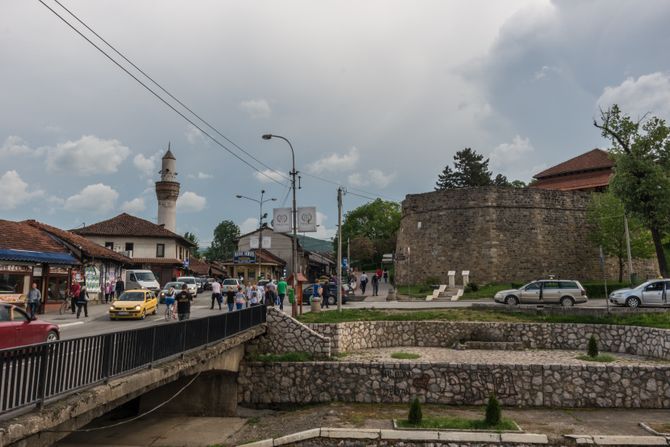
[2,0,670,247]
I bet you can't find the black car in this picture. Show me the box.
[302,283,349,305]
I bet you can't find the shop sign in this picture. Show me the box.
[50,267,69,274]
[33,266,43,277]
[0,294,26,304]
[234,251,256,264]
[0,264,32,273]
[85,266,101,292]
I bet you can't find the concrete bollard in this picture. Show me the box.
[386,287,396,301]
[448,271,456,288]
[310,296,322,312]
[462,270,470,287]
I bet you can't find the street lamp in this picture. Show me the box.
[262,133,299,317]
[235,190,276,283]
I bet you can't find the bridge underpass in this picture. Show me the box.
[0,306,266,447]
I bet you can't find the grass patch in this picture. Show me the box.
[297,307,670,329]
[397,416,517,431]
[462,283,520,299]
[391,352,421,360]
[576,354,616,363]
[250,352,314,362]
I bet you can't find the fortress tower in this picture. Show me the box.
[155,145,180,232]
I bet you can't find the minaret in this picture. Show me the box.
[155,143,180,232]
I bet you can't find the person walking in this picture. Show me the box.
[164,286,177,320]
[115,276,125,299]
[360,272,368,294]
[371,272,380,296]
[376,267,383,281]
[276,277,287,310]
[265,279,276,306]
[26,282,41,320]
[226,288,235,312]
[176,284,192,320]
[69,281,81,314]
[210,279,222,310]
[235,286,246,310]
[321,279,330,308]
[249,288,260,306]
[383,269,389,284]
[256,283,265,305]
[75,285,89,318]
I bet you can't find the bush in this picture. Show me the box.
[484,394,501,426]
[408,397,422,425]
[587,335,599,358]
[465,282,479,293]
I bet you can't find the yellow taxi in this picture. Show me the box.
[109,289,158,320]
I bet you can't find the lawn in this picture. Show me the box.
[297,307,670,329]
[391,352,421,360]
[576,354,616,363]
[396,416,517,431]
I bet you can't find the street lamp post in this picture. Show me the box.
[235,191,276,283]
[262,133,299,317]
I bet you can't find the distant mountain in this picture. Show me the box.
[297,235,333,254]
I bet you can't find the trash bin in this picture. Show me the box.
[310,296,322,312]
[386,287,396,301]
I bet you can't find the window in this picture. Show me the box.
[156,244,165,258]
[645,282,664,292]
[525,282,541,291]
[543,281,560,289]
[0,273,25,294]
[125,242,134,252]
[560,281,579,289]
[104,242,114,250]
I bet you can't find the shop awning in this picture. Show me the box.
[0,249,79,265]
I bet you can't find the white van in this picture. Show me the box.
[126,270,160,291]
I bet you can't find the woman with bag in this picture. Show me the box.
[76,285,89,318]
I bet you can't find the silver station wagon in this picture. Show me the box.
[609,279,670,308]
[494,279,588,307]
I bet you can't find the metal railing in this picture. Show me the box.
[0,305,266,417]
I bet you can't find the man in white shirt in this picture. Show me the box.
[210,280,222,310]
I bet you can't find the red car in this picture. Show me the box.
[0,303,60,349]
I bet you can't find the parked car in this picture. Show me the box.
[222,278,245,294]
[609,279,670,308]
[0,303,60,348]
[204,278,216,291]
[302,283,350,306]
[257,279,276,288]
[195,277,206,293]
[158,281,185,304]
[494,279,587,307]
[178,276,198,297]
[109,289,158,320]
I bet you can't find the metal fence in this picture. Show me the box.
[0,305,266,416]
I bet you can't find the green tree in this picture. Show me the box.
[587,191,654,282]
[484,394,502,426]
[205,220,240,261]
[183,232,200,258]
[349,236,376,265]
[435,148,522,190]
[337,199,401,266]
[587,335,599,358]
[594,104,670,276]
[408,397,423,425]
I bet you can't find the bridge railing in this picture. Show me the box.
[0,304,266,417]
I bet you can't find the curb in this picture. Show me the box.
[564,435,670,446]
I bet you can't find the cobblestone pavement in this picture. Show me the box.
[343,347,670,365]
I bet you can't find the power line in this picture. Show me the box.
[38,0,288,187]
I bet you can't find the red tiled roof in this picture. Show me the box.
[255,249,287,265]
[0,220,70,253]
[24,220,130,264]
[131,257,183,265]
[188,257,210,275]
[534,149,614,179]
[531,170,612,191]
[72,213,196,247]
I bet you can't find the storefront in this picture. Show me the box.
[222,250,286,284]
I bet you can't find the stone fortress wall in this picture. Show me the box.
[394,187,658,285]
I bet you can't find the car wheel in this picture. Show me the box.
[505,295,519,306]
[45,330,59,343]
[140,310,146,320]
[328,295,336,305]
[152,306,157,315]
[110,316,115,321]
[560,296,575,307]
[626,296,641,308]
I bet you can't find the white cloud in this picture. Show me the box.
[121,197,146,214]
[348,169,395,188]
[133,151,161,177]
[489,135,534,169]
[64,183,119,214]
[46,135,130,176]
[254,168,287,183]
[0,170,44,210]
[177,191,206,212]
[239,99,272,119]
[0,136,34,158]
[313,211,336,240]
[532,65,561,81]
[239,217,259,234]
[185,124,207,145]
[308,147,360,174]
[597,72,670,120]
[188,172,213,180]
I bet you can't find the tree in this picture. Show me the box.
[594,104,670,276]
[435,148,522,190]
[587,191,654,282]
[587,335,599,358]
[337,199,401,266]
[349,236,376,265]
[205,220,240,261]
[183,232,200,258]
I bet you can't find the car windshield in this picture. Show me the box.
[164,282,183,289]
[181,278,195,284]
[117,292,145,301]
[134,272,156,282]
[223,279,238,285]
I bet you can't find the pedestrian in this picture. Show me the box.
[105,279,114,303]
[115,276,125,298]
[371,272,379,296]
[176,284,192,320]
[383,269,389,284]
[256,283,265,305]
[235,286,246,310]
[376,267,383,281]
[249,288,260,306]
[210,279,222,310]
[226,288,235,312]
[277,277,287,310]
[76,285,89,318]
[164,286,177,319]
[246,285,257,308]
[321,279,330,308]
[360,272,368,294]
[70,280,81,314]
[26,282,41,320]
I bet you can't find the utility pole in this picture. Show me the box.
[624,214,634,284]
[337,187,343,312]
[347,237,350,272]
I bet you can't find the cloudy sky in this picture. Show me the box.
[2,0,670,246]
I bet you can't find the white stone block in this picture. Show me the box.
[321,428,380,439]
[593,436,667,445]
[237,439,273,447]
[501,433,549,444]
[439,431,501,442]
[380,429,440,441]
[273,428,321,445]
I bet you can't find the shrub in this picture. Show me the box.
[465,282,479,293]
[423,276,441,287]
[484,394,501,426]
[587,335,599,358]
[408,397,422,425]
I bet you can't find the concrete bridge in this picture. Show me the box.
[0,306,266,447]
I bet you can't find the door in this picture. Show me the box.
[0,305,17,349]
[541,281,561,303]
[520,282,542,304]
[665,282,670,306]
[641,281,664,306]
[11,306,42,346]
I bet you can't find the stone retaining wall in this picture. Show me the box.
[238,361,670,408]
[307,321,670,360]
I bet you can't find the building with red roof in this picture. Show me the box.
[531,148,614,192]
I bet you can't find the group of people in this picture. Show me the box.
[350,267,388,296]
[103,277,126,304]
